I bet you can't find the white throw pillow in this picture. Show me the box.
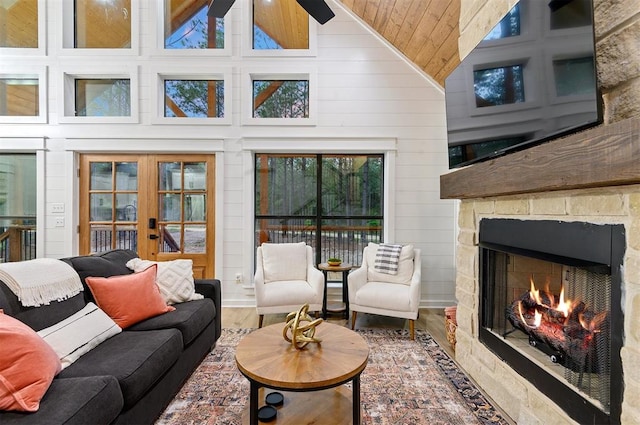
[261,242,308,283]
[38,302,121,369]
[126,258,204,305]
[366,242,415,285]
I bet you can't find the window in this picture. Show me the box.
[60,66,138,123]
[0,154,36,262]
[243,70,316,125]
[253,0,308,50]
[253,80,308,118]
[75,79,130,117]
[484,3,520,40]
[474,64,525,107]
[550,0,592,30]
[0,0,39,48]
[62,0,138,53]
[152,68,231,124]
[255,154,383,266]
[74,0,131,48]
[164,0,224,49]
[0,67,47,123]
[553,56,596,97]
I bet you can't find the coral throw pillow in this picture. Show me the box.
[85,265,175,329]
[0,311,62,412]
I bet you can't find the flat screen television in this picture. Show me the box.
[445,0,602,169]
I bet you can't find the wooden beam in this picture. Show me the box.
[440,117,640,199]
[253,81,284,111]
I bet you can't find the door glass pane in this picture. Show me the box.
[90,162,112,190]
[253,0,308,49]
[90,224,112,252]
[164,1,224,49]
[184,224,205,253]
[115,162,137,190]
[75,79,131,117]
[115,194,137,222]
[160,194,181,221]
[184,162,206,190]
[115,224,136,250]
[184,194,205,222]
[160,223,181,253]
[0,79,39,116]
[75,0,131,48]
[159,162,181,190]
[90,194,112,221]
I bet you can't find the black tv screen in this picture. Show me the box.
[445,0,602,169]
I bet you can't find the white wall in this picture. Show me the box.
[0,0,456,308]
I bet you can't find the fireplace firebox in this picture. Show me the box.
[479,219,624,424]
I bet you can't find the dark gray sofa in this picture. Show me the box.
[0,249,222,425]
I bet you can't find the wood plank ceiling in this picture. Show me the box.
[338,0,461,86]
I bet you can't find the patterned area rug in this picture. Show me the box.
[156,328,510,425]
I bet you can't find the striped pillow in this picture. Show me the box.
[38,303,121,369]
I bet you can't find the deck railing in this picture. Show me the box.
[0,226,36,263]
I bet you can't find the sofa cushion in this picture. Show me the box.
[127,298,214,346]
[86,265,175,329]
[0,312,61,412]
[0,376,123,425]
[37,303,122,369]
[126,258,204,305]
[261,242,307,283]
[58,329,183,409]
[366,243,415,285]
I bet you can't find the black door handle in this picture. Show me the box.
[149,234,159,240]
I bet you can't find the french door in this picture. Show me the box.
[79,154,215,278]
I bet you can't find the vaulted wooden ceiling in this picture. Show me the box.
[339,0,461,86]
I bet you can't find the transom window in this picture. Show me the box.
[164,0,224,49]
[253,0,309,50]
[164,79,224,118]
[255,154,383,266]
[0,78,39,116]
[253,80,309,118]
[75,79,131,117]
[0,0,39,48]
[74,0,132,48]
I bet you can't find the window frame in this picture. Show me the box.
[151,66,232,125]
[0,0,47,56]
[242,67,317,126]
[59,0,140,55]
[0,65,48,124]
[152,1,232,57]
[242,0,318,57]
[58,64,139,124]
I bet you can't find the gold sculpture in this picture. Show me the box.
[282,304,323,350]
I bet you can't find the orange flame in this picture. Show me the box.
[517,301,541,329]
[556,286,572,317]
[529,277,542,305]
[579,311,608,333]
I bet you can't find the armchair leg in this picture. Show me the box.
[258,314,264,328]
[351,311,357,330]
[409,319,415,340]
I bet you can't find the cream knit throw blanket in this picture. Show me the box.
[0,258,83,307]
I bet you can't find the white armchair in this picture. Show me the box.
[348,243,421,339]
[254,242,324,328]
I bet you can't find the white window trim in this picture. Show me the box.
[242,1,318,57]
[0,0,47,56]
[0,65,48,124]
[150,66,232,125]
[240,137,397,286]
[242,67,317,126]
[59,0,139,55]
[150,1,232,57]
[58,64,139,124]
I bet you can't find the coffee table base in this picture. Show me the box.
[242,387,356,425]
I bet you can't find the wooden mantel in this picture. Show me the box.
[440,117,640,199]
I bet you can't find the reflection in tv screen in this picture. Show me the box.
[445,0,601,169]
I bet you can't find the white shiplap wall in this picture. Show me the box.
[0,0,456,308]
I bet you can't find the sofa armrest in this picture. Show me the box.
[195,278,222,342]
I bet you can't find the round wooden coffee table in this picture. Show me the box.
[236,322,369,425]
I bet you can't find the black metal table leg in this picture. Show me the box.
[249,381,259,425]
[353,375,361,425]
[322,270,328,319]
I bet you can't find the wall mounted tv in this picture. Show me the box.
[445,0,602,169]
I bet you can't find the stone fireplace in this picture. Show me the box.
[441,1,640,424]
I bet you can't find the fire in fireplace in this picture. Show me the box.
[478,219,624,425]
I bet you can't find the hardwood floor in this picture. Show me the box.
[221,307,455,358]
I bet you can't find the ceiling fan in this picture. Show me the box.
[208,0,335,25]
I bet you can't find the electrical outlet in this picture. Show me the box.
[235,273,243,284]
[55,217,65,227]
